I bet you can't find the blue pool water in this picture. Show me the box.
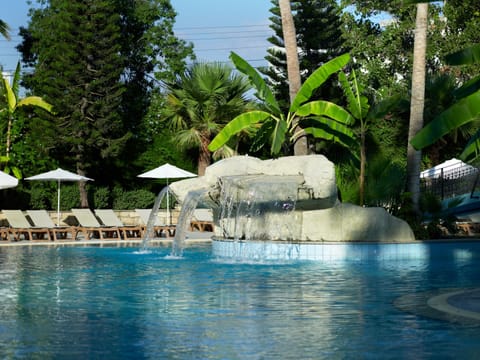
[0,243,480,359]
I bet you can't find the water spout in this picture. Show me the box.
[171,189,207,257]
[141,186,169,251]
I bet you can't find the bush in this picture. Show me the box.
[91,186,110,209]
[28,185,52,209]
[58,184,81,210]
[112,187,155,209]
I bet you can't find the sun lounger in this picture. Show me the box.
[2,210,51,241]
[71,208,122,240]
[26,210,79,241]
[135,209,175,237]
[94,209,143,240]
[190,208,214,232]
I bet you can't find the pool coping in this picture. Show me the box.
[2,237,480,247]
[0,236,213,247]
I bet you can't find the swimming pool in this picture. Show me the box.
[0,243,479,359]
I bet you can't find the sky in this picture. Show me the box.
[0,0,273,75]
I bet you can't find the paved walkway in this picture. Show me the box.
[395,287,480,325]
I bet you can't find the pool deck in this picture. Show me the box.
[0,231,214,247]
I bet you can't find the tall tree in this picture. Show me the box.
[19,0,128,207]
[262,0,346,106]
[406,3,428,214]
[162,62,252,175]
[18,0,194,205]
[278,0,308,155]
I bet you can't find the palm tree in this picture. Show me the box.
[0,19,10,40]
[278,0,308,155]
[407,3,428,215]
[163,62,252,175]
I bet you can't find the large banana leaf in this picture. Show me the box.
[270,117,288,155]
[338,70,369,121]
[410,90,480,149]
[250,120,276,153]
[302,122,356,149]
[3,77,16,112]
[11,62,21,98]
[453,74,480,100]
[17,96,54,113]
[295,100,354,125]
[229,52,281,114]
[300,116,356,143]
[460,131,480,162]
[290,53,350,113]
[208,110,271,151]
[445,44,480,66]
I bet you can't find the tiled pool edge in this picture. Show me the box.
[212,238,480,261]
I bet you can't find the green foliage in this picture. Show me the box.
[162,61,252,172]
[411,45,480,162]
[91,187,111,209]
[0,19,10,40]
[208,52,354,156]
[261,0,346,109]
[58,185,82,210]
[112,187,156,210]
[28,185,52,210]
[17,0,194,193]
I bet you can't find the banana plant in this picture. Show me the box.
[338,69,369,205]
[0,62,53,175]
[339,69,409,206]
[208,52,356,156]
[410,44,480,162]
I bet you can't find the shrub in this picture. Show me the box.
[112,187,155,209]
[91,186,110,209]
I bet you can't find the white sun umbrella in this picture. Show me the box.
[0,170,18,190]
[138,163,197,224]
[25,168,93,226]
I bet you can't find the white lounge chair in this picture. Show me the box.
[72,208,122,240]
[2,210,51,241]
[94,209,143,240]
[190,208,214,232]
[135,209,175,237]
[26,209,79,241]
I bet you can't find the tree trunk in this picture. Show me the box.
[407,3,428,215]
[359,130,366,206]
[198,135,211,176]
[5,113,12,159]
[279,0,308,155]
[76,156,89,208]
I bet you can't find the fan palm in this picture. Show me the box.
[163,62,252,175]
[0,19,10,40]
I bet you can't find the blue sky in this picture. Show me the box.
[1,0,273,74]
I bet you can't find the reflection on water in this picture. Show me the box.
[0,245,479,359]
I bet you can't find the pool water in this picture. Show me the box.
[0,243,479,359]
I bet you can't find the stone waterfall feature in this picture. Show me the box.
[170,155,415,243]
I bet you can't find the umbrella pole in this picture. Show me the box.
[57,180,61,226]
[166,179,170,225]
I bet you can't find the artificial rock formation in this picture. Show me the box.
[170,155,415,243]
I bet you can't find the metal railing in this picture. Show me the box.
[420,163,480,200]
